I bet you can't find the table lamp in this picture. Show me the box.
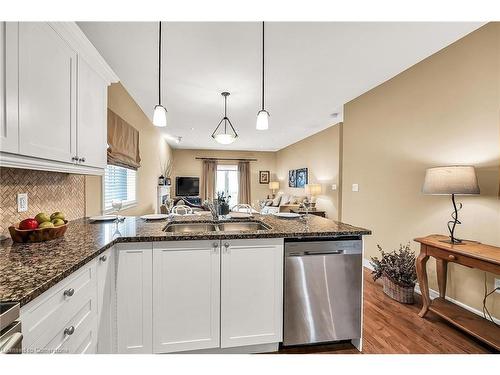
[422,166,480,244]
[305,183,321,208]
[269,181,279,198]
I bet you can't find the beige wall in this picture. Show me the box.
[171,149,277,203]
[342,23,500,317]
[275,125,342,220]
[85,83,173,216]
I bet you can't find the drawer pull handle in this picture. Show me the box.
[100,255,107,262]
[64,326,75,336]
[448,255,456,261]
[63,288,75,297]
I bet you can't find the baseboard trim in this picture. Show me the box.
[362,260,500,325]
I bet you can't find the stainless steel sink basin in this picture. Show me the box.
[164,223,218,233]
[217,222,270,232]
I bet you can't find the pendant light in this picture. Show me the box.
[153,21,167,127]
[212,92,238,145]
[256,21,269,130]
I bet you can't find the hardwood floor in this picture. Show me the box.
[278,268,495,354]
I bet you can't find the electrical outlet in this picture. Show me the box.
[331,184,337,191]
[352,183,359,192]
[17,193,28,212]
[495,278,500,293]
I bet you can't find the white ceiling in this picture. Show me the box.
[78,22,483,151]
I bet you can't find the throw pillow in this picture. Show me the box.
[272,195,282,207]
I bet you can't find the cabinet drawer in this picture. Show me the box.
[426,246,478,268]
[21,260,97,348]
[37,299,96,354]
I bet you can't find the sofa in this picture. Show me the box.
[260,193,307,214]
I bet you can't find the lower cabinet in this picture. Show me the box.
[220,238,284,348]
[153,240,221,353]
[152,238,284,353]
[96,247,115,353]
[115,242,153,354]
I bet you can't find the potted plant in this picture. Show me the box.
[370,243,417,304]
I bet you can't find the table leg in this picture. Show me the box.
[436,259,448,298]
[416,251,430,317]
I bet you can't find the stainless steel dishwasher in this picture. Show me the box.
[283,237,362,346]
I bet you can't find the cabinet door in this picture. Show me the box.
[18,22,77,163]
[77,56,107,169]
[116,242,152,354]
[0,22,19,153]
[153,240,220,353]
[221,238,284,348]
[96,248,115,353]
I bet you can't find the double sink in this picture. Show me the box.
[164,221,270,233]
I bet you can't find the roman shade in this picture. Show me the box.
[107,109,141,170]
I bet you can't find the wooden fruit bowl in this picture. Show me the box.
[9,220,68,243]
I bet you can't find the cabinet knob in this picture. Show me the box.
[213,242,219,248]
[64,326,75,336]
[448,254,456,261]
[223,242,230,253]
[63,288,75,297]
[71,156,79,162]
[100,255,107,262]
[79,157,86,163]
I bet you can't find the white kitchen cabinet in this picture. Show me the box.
[115,242,153,354]
[0,22,19,154]
[152,240,220,353]
[18,22,77,163]
[220,238,284,348]
[96,247,115,353]
[77,56,107,169]
[0,22,118,175]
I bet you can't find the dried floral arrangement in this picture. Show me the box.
[370,243,417,287]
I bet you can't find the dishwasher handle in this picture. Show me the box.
[288,250,344,256]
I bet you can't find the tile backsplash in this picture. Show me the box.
[0,167,85,236]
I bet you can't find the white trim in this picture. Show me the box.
[362,258,500,325]
[48,22,119,84]
[0,151,104,175]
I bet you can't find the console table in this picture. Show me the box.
[414,235,500,351]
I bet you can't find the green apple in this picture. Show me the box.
[35,212,51,224]
[51,218,65,227]
[50,212,65,221]
[39,221,55,229]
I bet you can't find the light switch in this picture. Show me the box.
[352,184,359,192]
[17,193,28,212]
[331,184,337,191]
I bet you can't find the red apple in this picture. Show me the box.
[19,218,39,230]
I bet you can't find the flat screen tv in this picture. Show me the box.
[176,177,200,197]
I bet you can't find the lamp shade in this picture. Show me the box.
[305,183,321,196]
[422,166,480,195]
[269,181,279,190]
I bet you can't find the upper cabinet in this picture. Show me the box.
[77,56,107,169]
[0,22,118,175]
[18,23,77,163]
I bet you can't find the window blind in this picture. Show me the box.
[104,165,137,210]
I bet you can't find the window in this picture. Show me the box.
[103,165,137,212]
[216,164,238,208]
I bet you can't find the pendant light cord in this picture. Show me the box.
[261,21,265,111]
[158,21,162,105]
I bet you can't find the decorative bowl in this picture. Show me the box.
[8,220,68,243]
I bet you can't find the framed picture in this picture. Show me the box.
[259,170,270,184]
[288,170,296,187]
[295,168,308,188]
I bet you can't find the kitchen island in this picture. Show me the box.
[0,214,370,354]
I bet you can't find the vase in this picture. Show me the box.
[382,275,415,304]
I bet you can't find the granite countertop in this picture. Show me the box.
[0,214,370,306]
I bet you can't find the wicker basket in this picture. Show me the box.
[382,275,415,304]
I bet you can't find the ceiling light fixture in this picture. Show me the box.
[153,21,167,127]
[212,92,238,145]
[256,21,269,130]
